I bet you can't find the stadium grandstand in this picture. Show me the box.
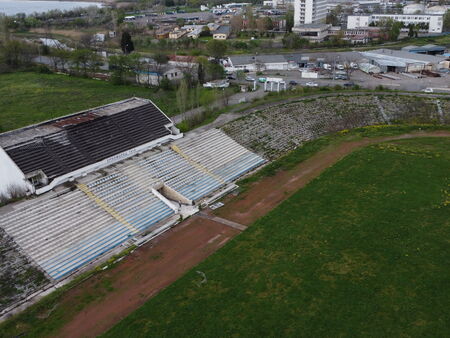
[0,99,265,296]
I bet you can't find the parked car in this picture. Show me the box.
[422,87,434,93]
[289,80,298,86]
[227,75,236,80]
[323,63,332,70]
[258,77,267,83]
[245,76,256,82]
[350,62,358,69]
[336,64,344,70]
[243,69,250,73]
[334,74,348,80]
[343,82,355,88]
[305,82,318,87]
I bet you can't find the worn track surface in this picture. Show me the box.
[56,217,239,338]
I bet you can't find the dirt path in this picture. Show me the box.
[214,131,450,225]
[56,131,449,337]
[56,216,240,338]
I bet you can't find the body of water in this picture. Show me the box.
[0,0,103,16]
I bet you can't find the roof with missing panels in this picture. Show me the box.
[1,98,174,180]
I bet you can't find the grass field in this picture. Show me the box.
[0,72,178,132]
[104,137,450,337]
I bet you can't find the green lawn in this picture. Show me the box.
[105,137,450,337]
[0,72,178,132]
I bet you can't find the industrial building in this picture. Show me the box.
[401,44,446,56]
[225,54,293,71]
[360,49,448,73]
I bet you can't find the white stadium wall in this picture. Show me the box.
[0,147,30,198]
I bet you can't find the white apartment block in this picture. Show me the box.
[294,0,328,25]
[347,14,444,33]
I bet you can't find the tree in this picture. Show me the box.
[257,17,274,33]
[326,5,341,26]
[153,53,169,84]
[389,21,403,41]
[282,33,309,49]
[70,49,93,76]
[120,31,134,54]
[199,25,211,37]
[236,70,245,81]
[285,10,294,33]
[206,40,227,60]
[407,24,419,38]
[230,15,243,34]
[177,78,189,117]
[443,10,450,32]
[197,56,206,83]
[245,6,256,30]
[176,18,185,27]
[379,18,402,41]
[0,40,35,69]
[79,32,93,49]
[206,62,225,80]
[0,14,11,43]
[48,46,70,71]
[108,54,131,84]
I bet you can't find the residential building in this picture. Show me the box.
[213,25,231,40]
[347,14,444,33]
[169,28,188,40]
[136,66,184,86]
[343,27,384,44]
[293,0,328,26]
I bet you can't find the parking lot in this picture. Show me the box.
[228,50,449,93]
[239,68,449,93]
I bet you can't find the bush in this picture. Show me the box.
[159,77,172,90]
[34,64,52,74]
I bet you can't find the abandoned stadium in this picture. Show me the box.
[1,93,449,320]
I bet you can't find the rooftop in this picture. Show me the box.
[229,54,287,66]
[1,98,175,181]
[0,98,151,148]
[214,25,231,34]
[362,48,446,65]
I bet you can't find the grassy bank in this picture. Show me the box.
[0,72,178,132]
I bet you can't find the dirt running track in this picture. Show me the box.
[57,217,239,338]
[57,131,449,337]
